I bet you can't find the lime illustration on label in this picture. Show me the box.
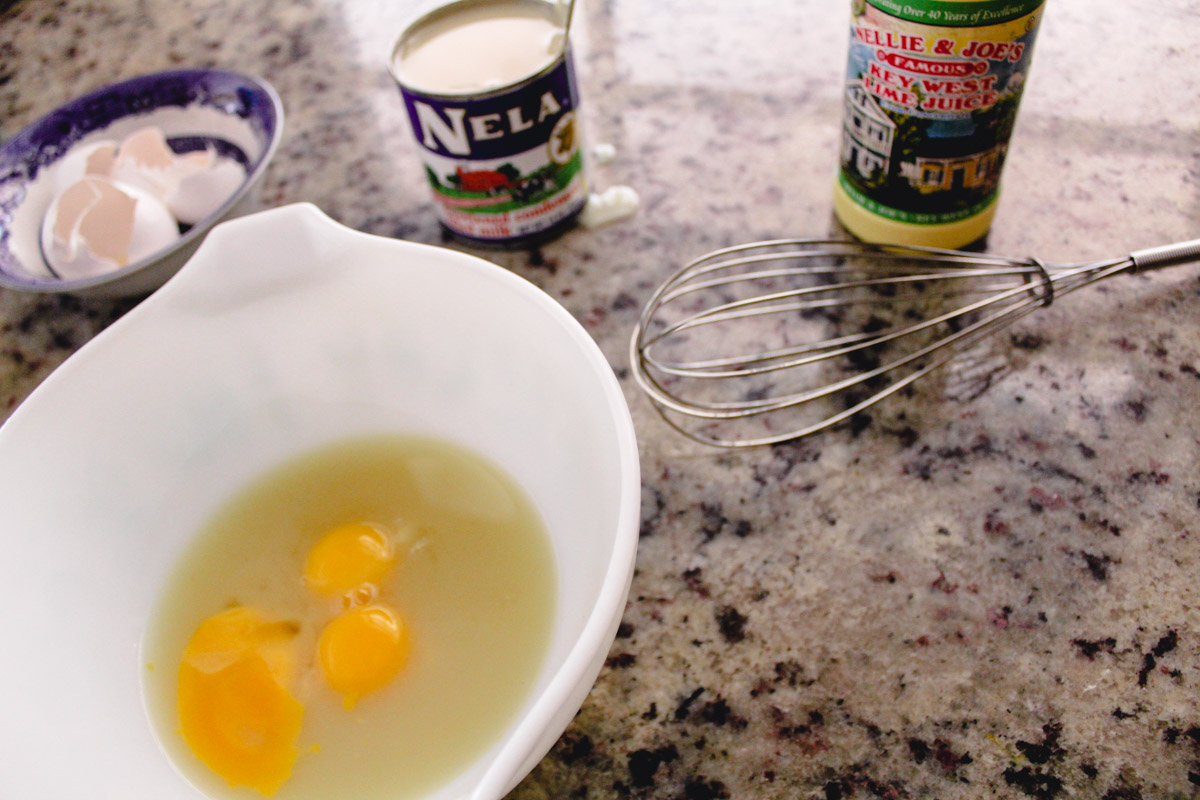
[839,0,1045,226]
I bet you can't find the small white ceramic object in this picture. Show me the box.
[0,69,283,297]
[0,204,640,800]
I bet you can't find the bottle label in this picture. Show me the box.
[395,50,587,243]
[839,0,1045,226]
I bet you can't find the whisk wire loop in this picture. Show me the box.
[644,281,1040,419]
[643,267,1044,381]
[631,237,1200,447]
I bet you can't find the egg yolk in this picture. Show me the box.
[318,604,409,709]
[178,606,303,797]
[303,522,394,596]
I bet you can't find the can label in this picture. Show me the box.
[396,52,586,243]
[838,0,1044,226]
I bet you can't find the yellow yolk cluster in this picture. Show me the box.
[305,522,410,709]
[178,521,410,795]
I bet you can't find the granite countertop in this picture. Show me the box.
[2,1,1198,798]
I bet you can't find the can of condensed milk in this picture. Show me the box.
[389,0,587,246]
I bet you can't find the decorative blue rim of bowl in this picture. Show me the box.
[0,68,283,292]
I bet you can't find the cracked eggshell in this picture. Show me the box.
[51,140,120,195]
[109,127,247,227]
[40,176,180,281]
[168,157,247,226]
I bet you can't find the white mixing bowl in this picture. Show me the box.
[0,203,640,800]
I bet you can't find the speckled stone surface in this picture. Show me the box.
[2,1,1199,798]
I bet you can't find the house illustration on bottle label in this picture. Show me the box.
[841,83,896,180]
[841,80,1006,196]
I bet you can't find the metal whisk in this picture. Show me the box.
[630,238,1200,447]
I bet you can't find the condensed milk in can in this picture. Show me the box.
[389,0,587,245]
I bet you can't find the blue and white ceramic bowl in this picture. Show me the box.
[0,69,283,297]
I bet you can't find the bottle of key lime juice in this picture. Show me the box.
[833,0,1046,248]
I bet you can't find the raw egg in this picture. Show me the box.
[145,435,555,800]
[317,604,410,709]
[303,521,395,597]
[177,606,303,797]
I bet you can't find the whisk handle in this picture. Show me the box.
[1129,239,1200,272]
